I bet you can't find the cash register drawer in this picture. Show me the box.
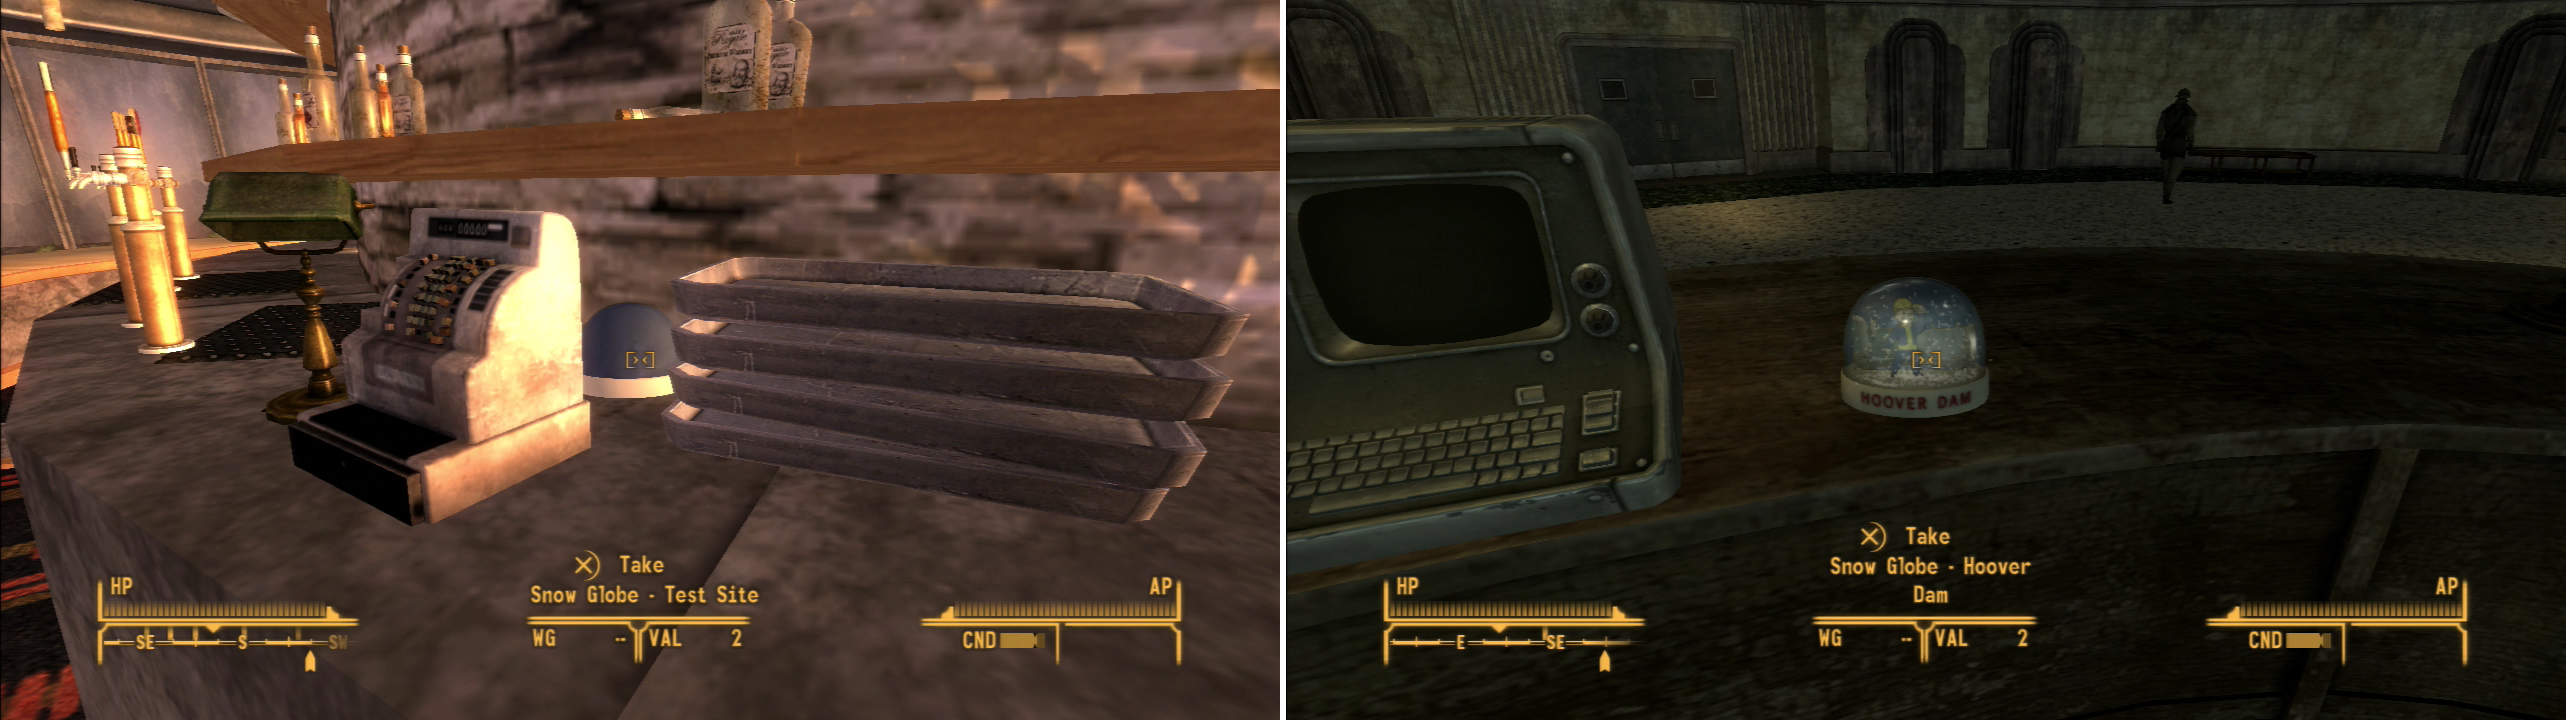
[289,403,452,525]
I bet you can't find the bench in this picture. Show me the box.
[2188,149,2317,175]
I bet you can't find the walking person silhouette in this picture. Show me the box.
[2157,89,2198,204]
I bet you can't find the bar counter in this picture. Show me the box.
[1292,247,2566,616]
[1283,247,2566,720]
[8,290,1278,719]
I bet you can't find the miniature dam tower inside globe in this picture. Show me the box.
[1841,278,1988,418]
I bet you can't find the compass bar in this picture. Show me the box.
[1387,600,1618,620]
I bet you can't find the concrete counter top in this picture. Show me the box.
[8,294,1278,719]
[1291,247,2566,609]
[1283,247,2566,720]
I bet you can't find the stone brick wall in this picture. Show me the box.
[332,0,1279,429]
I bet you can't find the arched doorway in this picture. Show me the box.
[1866,20,1964,173]
[1989,22,2083,171]
[1286,0,1432,120]
[2448,14,2566,182]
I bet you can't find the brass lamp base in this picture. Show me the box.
[267,386,348,425]
[256,241,351,425]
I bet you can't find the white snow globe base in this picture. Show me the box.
[1841,371,1990,418]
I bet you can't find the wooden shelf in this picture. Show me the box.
[203,90,1279,181]
[211,0,332,66]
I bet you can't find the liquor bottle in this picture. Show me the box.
[292,93,313,144]
[771,0,813,109]
[700,0,772,112]
[276,80,297,144]
[375,65,395,138]
[396,45,428,135]
[301,27,339,142]
[346,45,377,138]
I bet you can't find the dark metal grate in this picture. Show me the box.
[155,303,370,364]
[71,270,309,306]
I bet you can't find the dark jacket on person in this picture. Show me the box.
[2156,100,2198,158]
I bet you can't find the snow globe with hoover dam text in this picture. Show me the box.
[1842,278,1987,418]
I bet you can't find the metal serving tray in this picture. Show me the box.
[671,258,1247,360]
[662,402,1170,523]
[669,363,1204,488]
[671,319,1230,422]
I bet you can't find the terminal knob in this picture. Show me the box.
[1571,263,1613,298]
[1579,304,1620,337]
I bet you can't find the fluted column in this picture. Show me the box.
[1740,3,1821,153]
[1449,0,1573,116]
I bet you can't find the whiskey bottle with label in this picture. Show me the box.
[700,0,773,112]
[396,46,428,135]
[771,0,813,109]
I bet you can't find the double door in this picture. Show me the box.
[1568,45,1747,174]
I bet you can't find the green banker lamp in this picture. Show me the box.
[201,172,376,424]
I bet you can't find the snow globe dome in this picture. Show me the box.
[1841,278,1987,418]
[584,303,677,398]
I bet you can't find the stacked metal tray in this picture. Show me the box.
[660,258,1248,522]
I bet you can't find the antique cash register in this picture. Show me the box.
[288,209,590,524]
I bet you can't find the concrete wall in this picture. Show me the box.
[1324,0,2554,177]
[1349,0,1750,118]
[333,0,1280,430]
[1821,1,2556,153]
[1,35,282,254]
[1330,0,1837,172]
[1,43,64,253]
[1,0,326,256]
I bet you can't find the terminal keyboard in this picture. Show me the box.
[1288,406,1567,513]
